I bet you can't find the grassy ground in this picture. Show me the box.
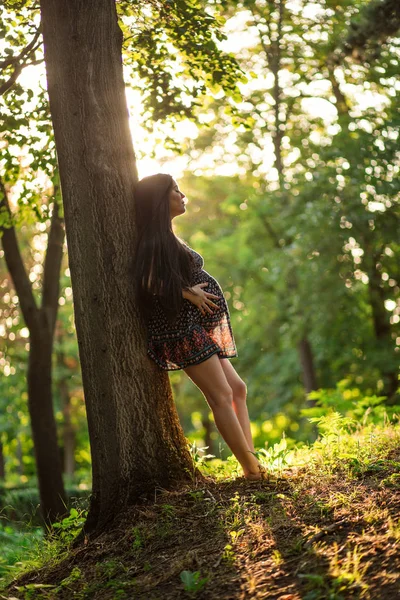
[1,414,400,600]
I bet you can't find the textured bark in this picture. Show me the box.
[0,181,67,524]
[40,0,196,536]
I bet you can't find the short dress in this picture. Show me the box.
[147,245,238,370]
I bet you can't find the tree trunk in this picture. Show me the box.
[16,438,23,476]
[0,438,5,480]
[39,0,196,537]
[326,63,397,401]
[28,327,67,522]
[0,181,67,525]
[367,259,398,399]
[201,412,215,458]
[298,337,318,395]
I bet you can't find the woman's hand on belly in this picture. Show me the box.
[183,283,221,316]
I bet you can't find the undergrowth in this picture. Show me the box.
[0,393,399,599]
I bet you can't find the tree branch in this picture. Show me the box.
[0,28,42,96]
[0,27,41,69]
[0,177,39,332]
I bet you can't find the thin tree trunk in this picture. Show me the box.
[201,412,215,458]
[366,255,398,399]
[28,328,67,521]
[0,438,5,480]
[326,62,397,400]
[0,181,67,525]
[40,0,196,537]
[252,1,320,398]
[298,337,318,395]
[16,438,23,476]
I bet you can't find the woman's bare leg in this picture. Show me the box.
[219,358,255,454]
[184,353,261,477]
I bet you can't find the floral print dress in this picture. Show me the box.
[147,244,238,370]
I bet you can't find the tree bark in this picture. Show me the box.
[28,326,67,522]
[39,0,196,537]
[0,181,67,524]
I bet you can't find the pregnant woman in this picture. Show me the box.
[133,174,267,481]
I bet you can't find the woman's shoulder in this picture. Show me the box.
[179,238,198,254]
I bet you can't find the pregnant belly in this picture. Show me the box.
[192,269,223,293]
[191,269,228,315]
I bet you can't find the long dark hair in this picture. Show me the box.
[132,173,194,323]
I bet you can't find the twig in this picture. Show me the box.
[303,518,349,548]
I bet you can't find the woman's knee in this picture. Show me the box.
[207,386,233,410]
[232,378,247,400]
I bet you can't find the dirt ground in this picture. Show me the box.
[7,449,400,599]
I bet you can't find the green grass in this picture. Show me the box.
[0,522,43,580]
[1,403,400,599]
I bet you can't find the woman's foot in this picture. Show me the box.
[243,464,268,481]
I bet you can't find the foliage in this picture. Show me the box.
[339,0,400,62]
[121,0,246,127]
[0,486,90,526]
[303,379,400,424]
[51,507,88,544]
[180,569,209,594]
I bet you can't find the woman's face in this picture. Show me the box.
[169,179,187,219]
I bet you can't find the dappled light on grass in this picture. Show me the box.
[2,409,400,599]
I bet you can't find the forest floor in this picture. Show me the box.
[2,424,400,600]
